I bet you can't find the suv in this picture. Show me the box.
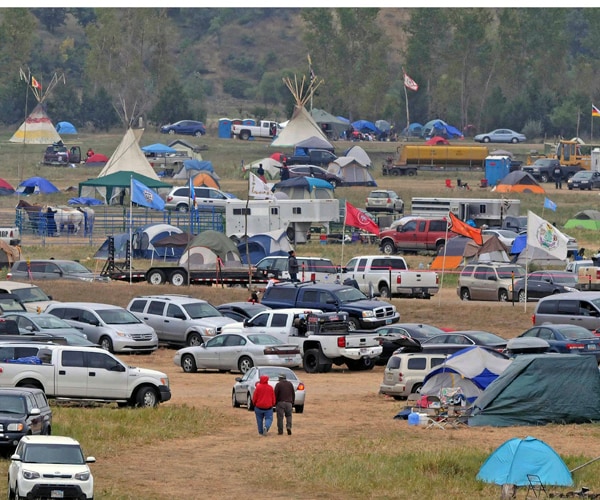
[164,186,234,213]
[458,263,525,302]
[0,281,57,313]
[366,190,404,214]
[255,256,339,283]
[0,388,52,448]
[8,435,95,500]
[378,217,450,255]
[45,302,158,353]
[533,291,600,330]
[7,260,107,283]
[126,295,235,347]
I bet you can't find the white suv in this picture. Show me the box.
[164,186,234,212]
[8,435,95,500]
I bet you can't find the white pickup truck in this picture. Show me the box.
[342,255,439,299]
[221,308,382,373]
[231,120,279,140]
[0,343,171,407]
[0,227,20,246]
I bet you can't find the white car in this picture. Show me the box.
[481,229,519,248]
[365,190,404,214]
[8,435,95,500]
[0,281,57,313]
[164,185,236,212]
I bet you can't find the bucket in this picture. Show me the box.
[418,413,429,427]
[408,411,420,426]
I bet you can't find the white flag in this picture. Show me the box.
[526,210,569,260]
[249,172,274,199]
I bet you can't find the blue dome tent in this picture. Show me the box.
[16,177,60,195]
[56,121,77,134]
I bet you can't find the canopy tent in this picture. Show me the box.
[469,354,600,427]
[16,177,60,195]
[420,346,512,403]
[78,170,171,205]
[310,108,348,138]
[273,176,334,200]
[477,437,573,487]
[178,230,243,271]
[85,153,109,166]
[344,145,372,168]
[94,233,130,260]
[236,229,293,265]
[422,119,463,139]
[10,103,62,145]
[351,120,379,134]
[132,223,184,260]
[192,171,220,189]
[173,159,217,180]
[327,157,377,186]
[98,128,159,180]
[494,171,545,194]
[141,143,177,154]
[564,210,600,231]
[511,233,567,267]
[0,178,15,196]
[243,158,282,180]
[56,121,77,134]
[293,135,334,153]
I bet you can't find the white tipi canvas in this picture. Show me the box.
[271,106,328,148]
[99,128,159,180]
[9,103,62,145]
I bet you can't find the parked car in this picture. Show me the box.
[532,291,600,330]
[0,281,57,313]
[216,302,272,322]
[422,331,508,351]
[457,263,525,301]
[127,294,236,347]
[164,185,236,213]
[365,190,404,214]
[373,323,448,365]
[481,229,519,249]
[160,120,206,136]
[510,271,578,302]
[8,435,95,500]
[173,332,302,374]
[567,170,600,190]
[0,388,52,449]
[0,294,27,314]
[3,312,97,346]
[7,260,107,283]
[45,302,158,353]
[288,165,344,188]
[517,324,600,360]
[232,366,305,413]
[474,129,526,143]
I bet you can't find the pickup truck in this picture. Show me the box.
[378,217,452,255]
[231,120,279,140]
[260,282,400,331]
[521,158,583,183]
[221,308,383,372]
[0,227,21,246]
[342,255,439,299]
[0,343,171,407]
[285,149,338,168]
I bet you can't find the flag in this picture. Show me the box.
[527,210,568,260]
[30,75,42,90]
[593,104,600,117]
[447,212,483,245]
[403,72,418,92]
[248,172,274,199]
[308,54,315,82]
[345,201,379,235]
[544,197,557,211]
[189,177,196,209]
[131,178,165,210]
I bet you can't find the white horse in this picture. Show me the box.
[46,206,85,235]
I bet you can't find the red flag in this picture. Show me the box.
[448,212,483,245]
[345,201,379,235]
[403,72,418,92]
[30,76,42,90]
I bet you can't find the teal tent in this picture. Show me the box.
[469,354,600,427]
[78,170,171,205]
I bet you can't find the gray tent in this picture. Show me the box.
[468,354,600,427]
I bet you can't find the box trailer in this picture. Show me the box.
[410,197,520,226]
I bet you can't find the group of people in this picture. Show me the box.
[252,372,295,436]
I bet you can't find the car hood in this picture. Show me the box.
[340,299,394,310]
[221,321,245,332]
[22,300,59,313]
[189,317,236,328]
[129,366,169,381]
[20,462,90,476]
[106,323,155,335]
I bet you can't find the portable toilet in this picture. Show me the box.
[242,119,256,126]
[485,155,511,187]
[218,118,233,139]
[592,148,600,172]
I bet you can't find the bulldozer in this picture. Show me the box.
[526,139,592,169]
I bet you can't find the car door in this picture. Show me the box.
[471,265,491,300]
[243,312,270,334]
[234,367,256,404]
[217,334,247,370]
[84,350,129,399]
[195,335,227,369]
[139,300,166,338]
[55,350,88,397]
[24,393,43,435]
[164,304,188,343]
[526,273,545,299]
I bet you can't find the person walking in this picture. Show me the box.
[288,250,299,282]
[275,372,295,435]
[252,375,275,436]
[554,164,563,189]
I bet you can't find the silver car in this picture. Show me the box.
[4,312,97,347]
[164,186,235,213]
[474,128,526,143]
[232,366,305,413]
[7,260,108,283]
[173,332,302,374]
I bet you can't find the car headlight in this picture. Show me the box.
[116,331,132,338]
[362,311,375,318]
[204,328,216,336]
[75,471,90,481]
[7,423,24,431]
[564,286,578,292]
[22,469,41,480]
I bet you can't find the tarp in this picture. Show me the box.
[78,170,171,205]
[469,354,600,427]
[178,230,243,270]
[564,210,600,230]
[352,120,379,134]
[98,128,159,180]
[141,143,177,154]
[271,106,328,148]
[236,229,293,265]
[132,223,184,260]
[477,436,573,487]
[421,346,512,402]
[494,171,545,194]
[67,197,104,206]
[16,177,60,195]
[56,121,77,134]
[273,176,334,199]
[10,103,62,145]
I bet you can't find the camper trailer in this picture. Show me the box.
[225,198,340,243]
[410,197,520,227]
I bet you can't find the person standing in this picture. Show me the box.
[257,163,266,183]
[288,250,299,282]
[554,164,563,189]
[280,160,290,181]
[275,372,295,435]
[252,375,275,436]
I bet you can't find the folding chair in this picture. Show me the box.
[445,179,455,189]
[526,474,547,498]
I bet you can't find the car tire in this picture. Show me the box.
[294,404,304,414]
[194,130,203,137]
[176,204,189,213]
[381,241,396,255]
[511,138,518,143]
[498,289,509,302]
[246,393,254,411]
[518,290,526,302]
[170,270,187,287]
[411,383,423,394]
[99,336,113,352]
[240,130,250,140]
[232,390,240,408]
[540,173,549,183]
[186,332,203,347]
[181,354,197,373]
[483,137,490,143]
[135,386,159,408]
[168,130,175,135]
[303,348,325,374]
[460,288,471,301]
[238,356,253,374]
[329,179,338,188]
[147,269,166,285]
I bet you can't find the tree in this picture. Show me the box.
[149,79,191,125]
[31,8,67,34]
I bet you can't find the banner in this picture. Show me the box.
[345,201,379,235]
[248,172,274,199]
[131,178,165,210]
[447,212,483,245]
[526,210,568,260]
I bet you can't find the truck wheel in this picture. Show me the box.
[238,356,253,374]
[381,241,396,255]
[407,169,417,176]
[170,270,187,287]
[460,288,471,301]
[378,284,390,298]
[540,173,549,183]
[186,332,203,347]
[135,386,159,407]
[99,336,114,352]
[240,130,250,140]
[147,270,166,285]
[181,354,197,373]
[391,169,399,176]
[294,404,304,414]
[303,349,320,373]
[347,318,360,331]
[435,242,445,254]
[498,289,509,302]
[232,390,240,408]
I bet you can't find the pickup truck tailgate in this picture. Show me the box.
[344,332,380,348]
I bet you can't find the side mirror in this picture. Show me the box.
[29,408,41,416]
[243,319,250,327]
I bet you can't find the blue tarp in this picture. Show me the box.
[56,121,77,134]
[422,119,463,139]
[141,143,177,154]
[274,176,333,192]
[16,177,59,195]
[183,159,215,174]
[68,197,104,206]
[352,120,379,134]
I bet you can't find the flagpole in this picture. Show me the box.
[341,202,347,270]
[402,68,410,136]
[129,176,133,286]
[439,213,450,306]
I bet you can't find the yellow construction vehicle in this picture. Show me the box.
[526,139,592,169]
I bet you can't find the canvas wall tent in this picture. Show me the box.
[236,229,293,265]
[468,354,600,427]
[421,346,512,403]
[55,121,77,134]
[78,171,171,205]
[98,128,160,180]
[494,171,545,194]
[422,119,463,139]
[132,223,184,260]
[10,103,62,145]
[273,177,334,200]
[327,157,377,186]
[564,210,600,231]
[178,230,243,270]
[16,177,59,195]
[310,109,348,139]
[94,233,130,260]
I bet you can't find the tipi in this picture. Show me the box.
[98,128,160,181]
[10,70,64,145]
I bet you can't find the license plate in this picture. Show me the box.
[285,357,293,362]
[589,345,596,350]
[385,318,392,324]
[51,491,64,498]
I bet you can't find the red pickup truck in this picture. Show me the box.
[379,217,453,255]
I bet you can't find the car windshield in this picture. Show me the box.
[469,332,505,343]
[183,302,222,319]
[9,287,50,303]
[258,367,298,381]
[0,299,25,312]
[0,395,25,414]
[370,192,389,199]
[497,266,525,279]
[59,261,92,274]
[333,287,368,303]
[559,326,596,339]
[247,334,284,345]
[544,274,576,285]
[22,443,85,464]
[97,308,141,325]
[33,315,75,329]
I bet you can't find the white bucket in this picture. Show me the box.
[418,413,428,427]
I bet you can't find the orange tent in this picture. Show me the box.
[192,172,220,189]
[494,171,545,194]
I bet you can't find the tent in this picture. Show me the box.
[511,233,567,267]
[564,210,600,231]
[85,153,109,167]
[422,119,463,139]
[420,346,512,403]
[293,135,334,154]
[494,171,545,194]
[78,171,171,205]
[132,223,184,260]
[469,354,600,427]
[56,121,77,134]
[271,106,328,148]
[98,128,160,180]
[327,157,377,186]
[430,236,470,270]
[310,109,348,139]
[0,178,15,196]
[463,235,510,263]
[167,139,204,161]
[16,177,60,195]
[425,136,450,145]
[94,233,130,260]
[273,176,334,199]
[401,122,423,137]
[344,145,372,168]
[141,143,177,154]
[178,230,243,271]
[10,103,62,145]
[236,229,293,265]
[477,436,573,487]
[173,159,217,180]
[352,120,379,134]
[192,171,220,189]
[375,120,391,132]
[243,158,282,180]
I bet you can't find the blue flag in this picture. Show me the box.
[131,178,165,210]
[189,177,196,208]
[544,197,557,212]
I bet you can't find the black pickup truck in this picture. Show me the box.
[522,159,583,183]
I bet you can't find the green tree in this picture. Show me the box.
[149,79,191,125]
[31,8,67,34]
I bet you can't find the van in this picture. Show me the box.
[457,263,525,302]
[533,291,600,330]
[255,256,339,283]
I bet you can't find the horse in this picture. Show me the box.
[16,201,85,236]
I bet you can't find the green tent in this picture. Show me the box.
[564,210,600,230]
[178,230,242,270]
[468,354,600,427]
[78,170,171,204]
